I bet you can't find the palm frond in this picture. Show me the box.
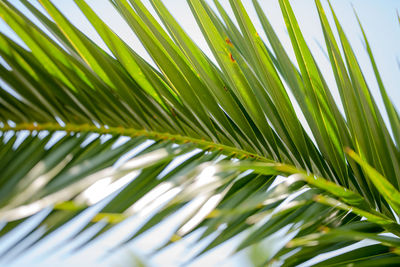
[0,0,400,265]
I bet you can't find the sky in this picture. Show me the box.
[0,0,400,266]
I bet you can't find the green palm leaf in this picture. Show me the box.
[0,0,399,265]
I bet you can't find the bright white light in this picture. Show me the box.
[194,165,217,187]
[81,177,112,205]
[119,149,169,170]
[134,187,182,218]
[128,182,174,213]
[80,172,138,205]
[178,194,222,236]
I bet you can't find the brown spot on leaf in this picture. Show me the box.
[229,53,235,62]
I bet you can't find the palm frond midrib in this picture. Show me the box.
[2,122,272,163]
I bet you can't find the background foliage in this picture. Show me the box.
[1,0,400,266]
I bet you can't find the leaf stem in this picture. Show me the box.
[1,122,272,163]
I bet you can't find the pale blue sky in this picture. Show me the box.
[0,0,400,266]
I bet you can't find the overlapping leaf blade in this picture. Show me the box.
[0,0,399,266]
